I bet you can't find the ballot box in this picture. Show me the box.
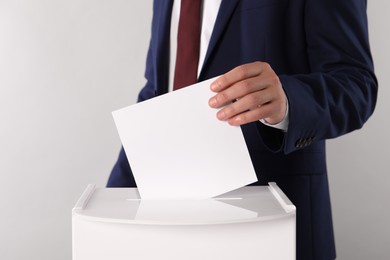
[72,183,296,260]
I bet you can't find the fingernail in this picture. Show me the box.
[210,81,219,91]
[229,117,241,126]
[217,110,225,120]
[209,97,217,107]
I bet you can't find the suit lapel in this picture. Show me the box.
[199,0,239,79]
[155,0,174,95]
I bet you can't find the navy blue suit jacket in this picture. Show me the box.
[108,1,377,259]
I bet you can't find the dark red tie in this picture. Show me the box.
[173,0,202,90]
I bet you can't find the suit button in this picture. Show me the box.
[295,136,315,148]
[295,138,303,148]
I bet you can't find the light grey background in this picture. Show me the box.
[0,1,388,259]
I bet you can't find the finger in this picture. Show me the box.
[216,90,272,121]
[210,61,269,92]
[209,76,267,108]
[227,103,276,126]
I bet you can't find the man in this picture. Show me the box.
[108,1,377,259]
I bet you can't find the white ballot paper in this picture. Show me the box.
[112,77,257,199]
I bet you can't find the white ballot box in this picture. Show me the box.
[72,183,296,260]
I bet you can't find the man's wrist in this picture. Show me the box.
[260,101,289,132]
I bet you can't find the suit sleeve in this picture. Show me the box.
[107,2,159,187]
[258,0,377,154]
[137,1,161,103]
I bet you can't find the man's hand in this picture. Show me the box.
[208,61,287,126]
